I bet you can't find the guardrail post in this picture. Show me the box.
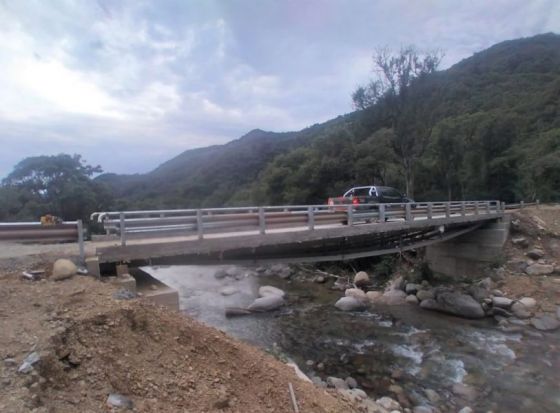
[258,207,266,234]
[307,206,315,230]
[405,203,412,222]
[460,201,466,216]
[475,202,480,215]
[536,199,540,209]
[119,212,126,246]
[445,203,451,218]
[77,219,85,264]
[196,210,203,240]
[347,205,353,226]
[520,200,525,209]
[378,204,385,222]
[427,203,433,220]
[485,201,490,214]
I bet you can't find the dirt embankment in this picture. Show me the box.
[0,274,363,413]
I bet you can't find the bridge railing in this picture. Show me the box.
[91,200,502,246]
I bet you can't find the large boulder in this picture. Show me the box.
[345,288,367,301]
[51,259,77,281]
[326,376,348,390]
[258,285,285,298]
[353,271,370,287]
[335,296,366,311]
[422,292,485,319]
[492,297,513,308]
[525,263,554,276]
[247,295,284,312]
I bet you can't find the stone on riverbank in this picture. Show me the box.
[416,289,434,301]
[421,292,485,319]
[492,297,513,308]
[517,297,536,308]
[326,376,348,390]
[511,302,532,319]
[405,283,421,294]
[107,394,133,410]
[247,295,284,312]
[526,248,545,260]
[511,237,529,248]
[531,314,560,331]
[406,294,419,304]
[258,285,285,298]
[345,288,367,301]
[525,263,554,276]
[214,269,228,279]
[51,259,77,281]
[366,291,382,302]
[375,396,401,411]
[220,286,238,296]
[354,271,370,287]
[335,296,365,311]
[381,289,407,305]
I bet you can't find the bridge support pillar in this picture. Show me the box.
[425,217,510,279]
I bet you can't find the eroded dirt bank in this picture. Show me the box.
[0,274,364,413]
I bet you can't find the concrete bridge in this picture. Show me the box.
[86,200,508,279]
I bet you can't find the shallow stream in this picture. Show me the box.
[146,265,560,413]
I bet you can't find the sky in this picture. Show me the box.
[1,0,559,178]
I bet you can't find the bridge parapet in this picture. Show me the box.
[91,200,503,247]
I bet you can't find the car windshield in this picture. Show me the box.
[382,188,402,198]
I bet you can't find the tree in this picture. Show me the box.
[0,154,111,221]
[352,46,444,197]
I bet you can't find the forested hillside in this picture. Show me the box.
[99,33,560,208]
[1,33,559,221]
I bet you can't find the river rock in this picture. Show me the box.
[326,376,348,390]
[424,389,440,403]
[452,383,477,401]
[51,259,77,281]
[416,289,434,301]
[422,292,485,319]
[375,396,401,411]
[511,237,529,248]
[354,271,370,287]
[107,393,133,409]
[492,307,513,317]
[458,407,473,413]
[492,297,513,308]
[225,307,252,317]
[406,294,419,304]
[389,276,406,291]
[366,291,382,302]
[511,302,532,319]
[220,286,238,296]
[345,376,358,389]
[247,295,284,312]
[405,283,421,294]
[382,289,407,305]
[335,296,366,311]
[413,406,434,413]
[345,288,367,301]
[214,269,228,279]
[525,263,554,276]
[270,264,292,279]
[530,314,560,331]
[527,248,545,260]
[18,352,41,374]
[258,285,286,298]
[519,297,537,308]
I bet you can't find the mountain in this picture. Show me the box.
[98,33,560,208]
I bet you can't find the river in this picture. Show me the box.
[146,264,560,413]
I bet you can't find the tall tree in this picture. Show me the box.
[352,46,443,197]
[1,154,110,221]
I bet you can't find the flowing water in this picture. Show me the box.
[146,265,560,413]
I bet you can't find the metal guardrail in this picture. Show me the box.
[502,200,540,210]
[0,220,85,263]
[91,200,503,247]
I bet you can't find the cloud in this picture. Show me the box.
[0,0,559,178]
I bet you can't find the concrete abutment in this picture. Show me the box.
[426,216,510,279]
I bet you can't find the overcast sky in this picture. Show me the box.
[1,0,559,178]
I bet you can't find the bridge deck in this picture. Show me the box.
[94,210,503,265]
